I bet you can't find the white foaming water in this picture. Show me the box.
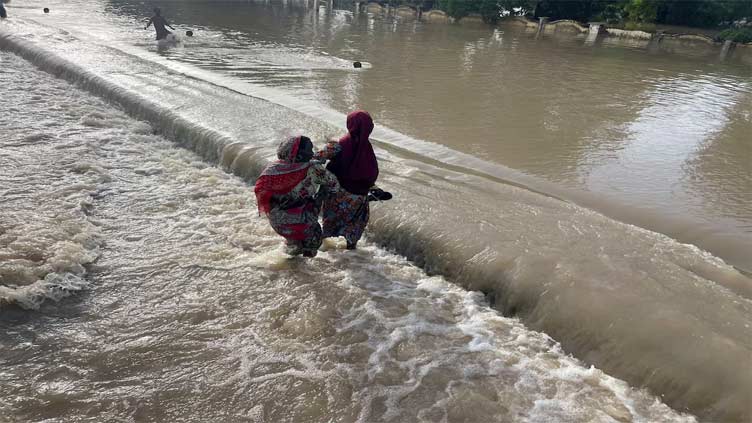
[6,0,750,275]
[0,54,105,309]
[1,5,751,421]
[0,211,101,309]
[14,0,751,272]
[0,52,694,422]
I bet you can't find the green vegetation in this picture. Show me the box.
[374,1,752,30]
[718,27,752,43]
[436,0,472,20]
[533,1,752,28]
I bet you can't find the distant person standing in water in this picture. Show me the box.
[1,1,7,19]
[315,110,379,250]
[145,8,175,41]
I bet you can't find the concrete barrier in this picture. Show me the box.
[423,9,450,23]
[606,27,653,40]
[547,19,588,34]
[395,6,417,18]
[365,2,383,14]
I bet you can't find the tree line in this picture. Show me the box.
[379,0,752,28]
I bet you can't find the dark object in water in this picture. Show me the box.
[0,3,6,19]
[368,188,392,202]
[353,61,362,68]
[43,7,49,13]
[186,30,193,37]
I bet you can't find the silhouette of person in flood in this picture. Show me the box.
[145,8,175,41]
[1,1,7,19]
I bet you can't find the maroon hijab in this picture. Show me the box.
[327,110,379,195]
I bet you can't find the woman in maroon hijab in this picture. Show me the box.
[315,110,379,249]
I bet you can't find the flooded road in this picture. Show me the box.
[104,0,752,271]
[0,51,693,422]
[1,1,751,421]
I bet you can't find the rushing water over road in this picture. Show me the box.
[3,0,752,268]
[0,51,693,423]
[1,1,751,421]
[108,0,751,271]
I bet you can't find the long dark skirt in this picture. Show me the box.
[321,189,369,246]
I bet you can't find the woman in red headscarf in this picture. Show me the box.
[254,136,339,257]
[315,110,379,250]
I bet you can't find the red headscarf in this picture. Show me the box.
[254,136,311,215]
[326,110,379,195]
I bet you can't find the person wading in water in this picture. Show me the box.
[145,8,175,41]
[254,136,340,258]
[314,110,380,250]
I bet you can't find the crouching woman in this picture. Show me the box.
[254,136,338,257]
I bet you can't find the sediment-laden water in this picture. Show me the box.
[1,1,751,422]
[52,0,752,271]
[0,50,694,423]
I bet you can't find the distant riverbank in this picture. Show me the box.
[361,2,752,65]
